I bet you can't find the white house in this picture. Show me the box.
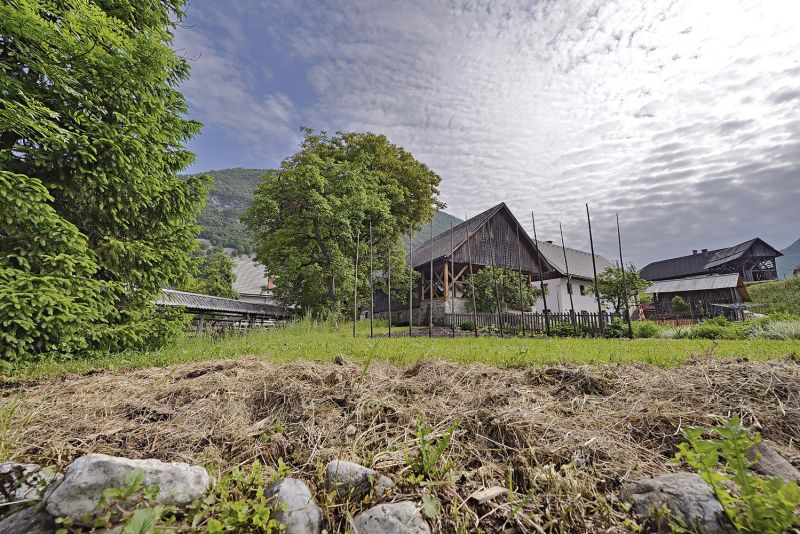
[533,240,614,314]
[231,254,276,305]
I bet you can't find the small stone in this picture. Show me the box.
[324,460,394,500]
[621,472,735,533]
[0,463,60,512]
[45,453,211,527]
[345,425,358,438]
[747,442,800,483]
[353,501,430,534]
[468,486,506,504]
[264,478,322,534]
[0,505,53,534]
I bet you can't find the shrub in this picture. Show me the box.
[603,318,628,338]
[671,296,690,315]
[632,321,659,338]
[675,416,800,534]
[746,320,800,340]
[459,321,475,332]
[550,322,585,337]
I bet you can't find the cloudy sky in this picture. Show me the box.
[174,0,800,265]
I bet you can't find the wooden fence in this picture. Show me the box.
[444,311,620,336]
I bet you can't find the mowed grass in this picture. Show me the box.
[7,320,800,382]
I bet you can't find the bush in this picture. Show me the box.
[632,320,659,338]
[746,320,800,340]
[550,322,585,337]
[604,318,628,338]
[459,321,475,332]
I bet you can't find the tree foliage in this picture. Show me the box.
[588,265,651,314]
[244,129,442,318]
[463,267,542,313]
[0,0,204,361]
[183,251,238,299]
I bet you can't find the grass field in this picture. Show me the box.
[749,276,800,314]
[8,319,799,381]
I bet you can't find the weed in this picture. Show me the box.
[404,416,460,483]
[0,397,32,462]
[674,416,800,534]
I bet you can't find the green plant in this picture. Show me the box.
[405,416,459,482]
[588,265,651,314]
[459,321,475,332]
[603,318,627,338]
[674,416,800,534]
[463,266,543,313]
[0,397,32,462]
[671,296,690,315]
[633,320,659,339]
[188,460,284,533]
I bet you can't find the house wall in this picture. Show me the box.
[534,277,609,313]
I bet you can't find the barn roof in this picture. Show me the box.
[645,273,750,300]
[640,238,782,281]
[157,289,288,316]
[535,240,614,281]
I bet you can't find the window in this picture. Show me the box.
[579,285,586,296]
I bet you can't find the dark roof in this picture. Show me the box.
[645,274,751,301]
[641,238,783,281]
[157,289,289,317]
[535,240,614,280]
[408,203,505,267]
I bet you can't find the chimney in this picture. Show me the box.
[702,248,708,255]
[692,249,698,255]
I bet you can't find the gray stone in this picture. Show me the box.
[747,442,800,483]
[0,505,53,534]
[353,501,430,534]
[621,472,735,533]
[324,460,394,500]
[0,463,60,510]
[45,453,211,526]
[264,478,322,534]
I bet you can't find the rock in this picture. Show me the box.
[325,460,394,500]
[0,463,60,510]
[353,501,430,534]
[345,425,358,438]
[0,505,53,534]
[621,473,735,533]
[747,442,800,483]
[45,453,211,526]
[264,478,322,534]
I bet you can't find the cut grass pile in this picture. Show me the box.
[6,321,800,382]
[3,355,798,532]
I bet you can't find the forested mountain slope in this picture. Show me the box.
[777,238,800,278]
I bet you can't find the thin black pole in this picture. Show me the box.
[616,213,634,339]
[369,222,374,338]
[516,223,526,337]
[465,214,478,337]
[559,222,576,334]
[531,211,550,336]
[353,228,360,338]
[387,251,392,338]
[586,204,604,335]
[429,217,434,338]
[450,219,455,338]
[409,226,413,337]
[488,220,504,338]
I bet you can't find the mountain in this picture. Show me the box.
[777,238,800,278]
[189,167,461,254]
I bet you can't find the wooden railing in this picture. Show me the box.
[443,311,620,335]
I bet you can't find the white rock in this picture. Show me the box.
[44,453,210,526]
[324,460,394,500]
[264,478,322,534]
[621,472,735,533]
[0,463,60,509]
[354,501,430,534]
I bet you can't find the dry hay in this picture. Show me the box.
[4,356,800,532]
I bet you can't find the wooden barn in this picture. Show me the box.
[641,238,782,282]
[644,273,751,320]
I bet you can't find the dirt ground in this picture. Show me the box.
[4,355,799,532]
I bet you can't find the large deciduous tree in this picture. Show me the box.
[0,0,205,362]
[464,267,542,313]
[244,129,442,318]
[183,251,238,299]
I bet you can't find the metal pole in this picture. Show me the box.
[409,226,413,337]
[488,219,504,338]
[450,219,455,338]
[465,214,478,337]
[353,228,360,338]
[616,213,634,339]
[516,223,526,337]
[387,251,392,338]
[429,217,434,338]
[531,211,550,336]
[369,222,374,338]
[586,204,604,336]
[559,222,576,334]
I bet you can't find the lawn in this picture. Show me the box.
[7,320,799,381]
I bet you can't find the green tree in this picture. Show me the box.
[244,129,442,318]
[463,267,542,313]
[588,265,651,314]
[0,0,205,360]
[671,295,690,315]
[184,251,238,298]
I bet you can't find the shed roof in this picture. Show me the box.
[535,240,614,281]
[645,273,749,298]
[157,289,288,316]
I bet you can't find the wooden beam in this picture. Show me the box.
[444,261,449,301]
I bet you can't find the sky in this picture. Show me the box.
[173,0,800,265]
